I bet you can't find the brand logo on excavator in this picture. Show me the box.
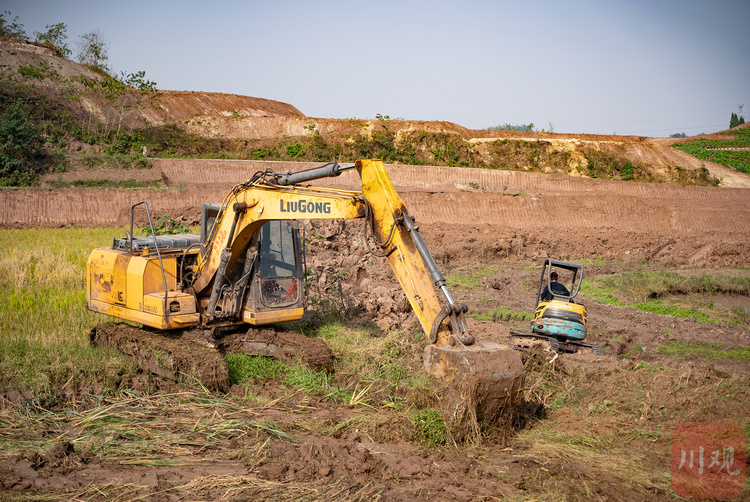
[279,199,332,214]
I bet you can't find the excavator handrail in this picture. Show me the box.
[129,201,172,329]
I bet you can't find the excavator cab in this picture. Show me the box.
[535,259,582,304]
[201,213,305,326]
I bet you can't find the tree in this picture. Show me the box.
[123,70,157,91]
[76,30,109,73]
[730,112,739,129]
[34,22,71,58]
[0,11,28,40]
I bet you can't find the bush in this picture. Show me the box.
[0,99,44,186]
[620,161,635,180]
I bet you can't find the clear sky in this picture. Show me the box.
[4,0,749,136]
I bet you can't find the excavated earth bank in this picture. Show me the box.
[5,160,750,268]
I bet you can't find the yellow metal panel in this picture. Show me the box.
[357,159,445,342]
[242,307,304,325]
[89,299,199,329]
[87,248,119,305]
[143,257,177,295]
[534,300,587,326]
[126,257,147,311]
[113,254,130,305]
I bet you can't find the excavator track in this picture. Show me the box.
[510,329,604,355]
[90,323,231,391]
[91,323,335,391]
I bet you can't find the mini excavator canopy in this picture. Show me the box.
[535,258,584,305]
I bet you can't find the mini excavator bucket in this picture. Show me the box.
[356,159,524,441]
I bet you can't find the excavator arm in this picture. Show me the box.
[191,159,472,349]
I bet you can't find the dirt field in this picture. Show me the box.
[1,158,749,500]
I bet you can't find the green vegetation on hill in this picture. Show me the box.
[0,55,727,188]
[674,127,750,174]
[0,60,159,185]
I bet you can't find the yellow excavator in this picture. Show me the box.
[86,159,524,438]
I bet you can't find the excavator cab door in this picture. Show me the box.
[257,220,302,308]
[239,220,306,325]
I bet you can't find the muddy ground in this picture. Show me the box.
[2,214,749,500]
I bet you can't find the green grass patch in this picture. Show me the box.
[581,270,749,324]
[607,271,750,300]
[446,265,499,289]
[657,342,750,361]
[631,302,717,323]
[225,353,287,384]
[469,305,533,322]
[0,336,130,396]
[284,365,331,393]
[225,352,355,403]
[412,409,448,448]
[0,228,135,394]
[579,281,626,306]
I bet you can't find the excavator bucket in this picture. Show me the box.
[424,341,525,442]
